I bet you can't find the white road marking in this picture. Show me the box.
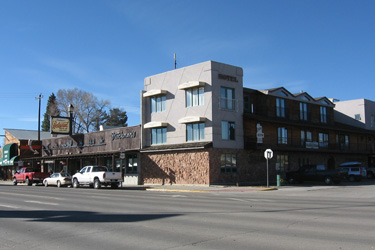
[24,201,59,206]
[0,204,19,209]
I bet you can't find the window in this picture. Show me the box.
[355,114,361,121]
[244,95,254,113]
[151,127,167,145]
[151,95,166,113]
[126,154,138,174]
[319,133,329,148]
[186,87,204,107]
[222,121,235,140]
[301,130,312,146]
[278,127,288,144]
[276,98,286,118]
[337,134,349,150]
[320,106,328,123]
[221,87,235,110]
[220,153,237,173]
[276,155,289,172]
[300,102,309,121]
[186,123,205,141]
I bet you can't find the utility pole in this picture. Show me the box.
[35,93,43,141]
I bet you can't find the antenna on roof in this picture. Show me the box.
[174,53,177,69]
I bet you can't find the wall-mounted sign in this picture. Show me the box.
[51,116,71,135]
[256,123,264,144]
[218,74,239,82]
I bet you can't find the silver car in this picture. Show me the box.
[43,173,72,187]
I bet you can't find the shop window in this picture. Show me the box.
[126,154,138,174]
[276,154,289,172]
[186,87,204,107]
[220,153,237,173]
[151,127,167,145]
[222,121,235,140]
[186,122,205,142]
[151,95,166,113]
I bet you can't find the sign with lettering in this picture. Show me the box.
[51,116,71,135]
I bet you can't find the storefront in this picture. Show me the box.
[38,125,141,184]
[0,143,19,180]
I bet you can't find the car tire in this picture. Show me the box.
[94,178,101,189]
[12,178,17,186]
[25,178,32,186]
[367,172,374,179]
[73,178,79,188]
[44,180,48,187]
[57,181,61,188]
[349,175,356,182]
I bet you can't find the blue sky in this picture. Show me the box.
[1,0,375,141]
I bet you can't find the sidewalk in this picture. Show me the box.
[0,180,279,192]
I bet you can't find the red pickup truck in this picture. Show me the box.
[12,167,50,186]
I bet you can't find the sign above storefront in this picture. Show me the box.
[218,74,239,82]
[51,116,71,135]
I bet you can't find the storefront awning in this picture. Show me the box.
[0,143,19,166]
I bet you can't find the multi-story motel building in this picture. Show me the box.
[140,60,375,185]
[2,60,375,185]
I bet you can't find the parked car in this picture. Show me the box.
[43,172,72,187]
[337,162,367,182]
[12,167,51,186]
[72,166,123,189]
[286,164,345,185]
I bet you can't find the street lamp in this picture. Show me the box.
[68,104,74,135]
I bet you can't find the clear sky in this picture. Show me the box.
[1,0,374,142]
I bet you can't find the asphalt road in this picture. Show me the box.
[0,183,374,250]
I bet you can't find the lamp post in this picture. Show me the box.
[35,94,43,141]
[68,104,74,135]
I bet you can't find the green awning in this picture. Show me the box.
[0,143,19,166]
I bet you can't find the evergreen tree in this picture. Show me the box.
[104,108,128,127]
[41,93,60,131]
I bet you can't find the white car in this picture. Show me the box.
[43,173,72,187]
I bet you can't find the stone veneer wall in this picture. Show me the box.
[141,149,210,185]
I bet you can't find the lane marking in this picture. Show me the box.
[0,204,19,209]
[24,201,59,206]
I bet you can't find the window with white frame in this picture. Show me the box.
[151,95,166,113]
[276,98,286,118]
[186,87,204,107]
[151,127,167,145]
[320,106,328,123]
[278,127,288,144]
[222,121,235,140]
[186,122,205,142]
[220,87,235,110]
[220,153,237,173]
[300,102,309,121]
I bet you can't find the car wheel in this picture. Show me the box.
[73,178,79,188]
[349,175,356,182]
[57,181,61,188]
[12,178,17,186]
[324,176,332,185]
[44,180,48,187]
[25,178,32,186]
[367,172,374,179]
[93,179,101,189]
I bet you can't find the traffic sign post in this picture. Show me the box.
[264,149,273,188]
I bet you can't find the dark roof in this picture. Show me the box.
[4,128,53,140]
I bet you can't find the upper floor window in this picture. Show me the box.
[151,127,167,145]
[221,87,235,110]
[222,121,235,140]
[278,127,288,144]
[337,134,349,150]
[151,95,166,113]
[320,106,328,123]
[186,87,204,107]
[300,102,309,121]
[276,98,286,118]
[301,130,312,146]
[319,133,329,148]
[244,95,254,113]
[186,122,205,142]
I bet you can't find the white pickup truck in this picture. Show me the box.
[72,166,123,189]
